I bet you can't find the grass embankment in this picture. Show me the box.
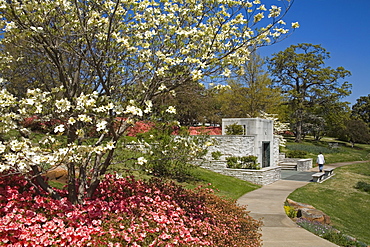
[187,167,261,200]
[288,162,370,244]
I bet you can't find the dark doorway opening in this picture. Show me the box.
[262,142,270,168]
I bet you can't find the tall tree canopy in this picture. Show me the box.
[338,119,370,147]
[352,94,370,128]
[215,52,282,118]
[268,43,351,142]
[0,0,298,203]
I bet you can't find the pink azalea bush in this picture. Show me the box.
[185,127,221,136]
[0,173,262,246]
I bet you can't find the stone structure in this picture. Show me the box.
[200,118,281,185]
[221,118,275,167]
[277,153,313,171]
[200,160,281,185]
[297,159,313,171]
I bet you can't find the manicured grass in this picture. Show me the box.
[186,167,261,200]
[288,162,370,245]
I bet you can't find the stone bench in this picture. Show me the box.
[312,172,325,182]
[324,168,335,178]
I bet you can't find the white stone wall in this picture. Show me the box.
[206,135,280,168]
[206,135,255,160]
[199,160,281,185]
[297,159,313,171]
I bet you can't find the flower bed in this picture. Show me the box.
[0,173,261,246]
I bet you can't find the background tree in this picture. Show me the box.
[298,101,351,141]
[0,0,298,203]
[338,119,370,147]
[0,40,61,97]
[268,43,351,142]
[319,101,351,139]
[352,94,370,128]
[152,82,220,126]
[216,52,282,118]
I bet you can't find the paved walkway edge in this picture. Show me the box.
[237,180,338,246]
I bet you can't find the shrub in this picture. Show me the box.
[285,150,308,158]
[226,156,260,169]
[355,181,370,193]
[211,151,222,160]
[226,123,244,135]
[284,205,297,218]
[0,172,262,246]
[136,124,212,181]
[21,115,61,133]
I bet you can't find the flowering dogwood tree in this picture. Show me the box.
[0,0,298,203]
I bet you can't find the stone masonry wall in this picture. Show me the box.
[297,159,313,171]
[273,136,280,167]
[199,160,281,185]
[206,135,255,160]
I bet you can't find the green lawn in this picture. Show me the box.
[288,162,370,244]
[283,137,370,163]
[186,167,261,200]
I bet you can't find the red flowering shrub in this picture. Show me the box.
[126,121,155,137]
[21,115,62,132]
[115,119,222,137]
[188,126,222,135]
[0,173,261,246]
[171,126,222,136]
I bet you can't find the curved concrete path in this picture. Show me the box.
[237,161,369,247]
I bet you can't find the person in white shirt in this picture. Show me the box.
[316,152,325,172]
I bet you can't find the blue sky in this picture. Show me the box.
[258,0,370,106]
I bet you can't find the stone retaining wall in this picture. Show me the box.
[199,160,281,185]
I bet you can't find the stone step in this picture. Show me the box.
[279,162,297,170]
[280,167,297,171]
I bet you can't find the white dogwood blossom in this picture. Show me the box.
[106,141,115,150]
[166,106,177,114]
[124,105,143,117]
[78,114,93,123]
[54,124,65,133]
[254,13,264,23]
[268,5,281,18]
[137,157,148,165]
[96,120,108,132]
[144,100,153,114]
[55,99,72,113]
[68,117,76,125]
[0,142,6,153]
[292,22,300,28]
[0,88,130,176]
